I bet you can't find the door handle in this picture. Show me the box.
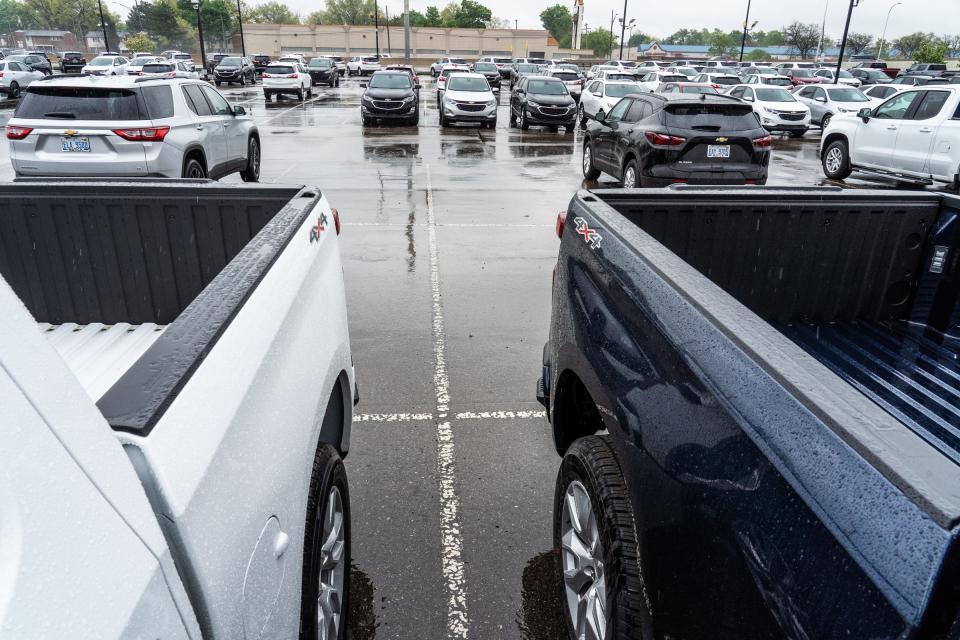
[919,128,932,133]
[886,126,897,130]
[195,124,203,130]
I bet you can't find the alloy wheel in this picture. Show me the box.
[583,146,593,174]
[316,486,346,640]
[561,480,607,640]
[825,147,843,174]
[624,165,637,189]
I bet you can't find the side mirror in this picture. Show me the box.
[744,96,754,102]
[857,107,871,121]
[596,111,606,123]
[234,106,246,115]
[816,96,827,103]
[361,81,368,88]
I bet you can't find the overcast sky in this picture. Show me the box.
[369,0,955,42]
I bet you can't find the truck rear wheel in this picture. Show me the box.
[300,443,351,640]
[822,139,852,180]
[555,436,653,640]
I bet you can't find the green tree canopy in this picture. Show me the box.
[845,32,873,55]
[582,28,615,57]
[708,29,740,57]
[124,32,156,52]
[745,48,768,61]
[247,0,299,23]
[320,0,377,25]
[914,39,948,63]
[893,32,937,59]
[424,6,441,26]
[438,0,491,28]
[539,3,571,48]
[627,31,654,47]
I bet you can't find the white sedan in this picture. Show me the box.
[578,79,643,126]
[82,55,129,76]
[126,56,165,75]
[0,59,43,98]
[728,84,811,136]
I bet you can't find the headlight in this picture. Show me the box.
[486,99,497,108]
[402,95,415,102]
[527,100,542,108]
[362,94,374,103]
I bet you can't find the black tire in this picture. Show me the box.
[361,115,371,126]
[410,112,420,126]
[8,81,19,99]
[821,113,832,130]
[182,156,206,179]
[264,90,271,101]
[554,436,654,640]
[240,74,246,87]
[299,443,351,640]
[565,121,576,133]
[582,141,601,180]
[822,139,852,180]
[549,125,559,133]
[240,137,260,182]
[520,109,530,130]
[578,104,587,129]
[789,129,806,138]
[215,80,221,86]
[622,158,640,188]
[439,112,449,127]
[509,110,517,126]
[297,87,304,100]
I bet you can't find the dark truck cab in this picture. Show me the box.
[539,187,960,639]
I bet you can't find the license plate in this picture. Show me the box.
[707,145,730,159]
[61,137,91,152]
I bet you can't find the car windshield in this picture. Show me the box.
[174,54,191,60]
[765,78,792,86]
[88,57,113,66]
[309,58,333,68]
[447,76,489,92]
[837,70,855,79]
[663,75,688,83]
[792,69,816,78]
[526,79,567,95]
[517,64,539,73]
[449,58,467,64]
[674,68,697,76]
[753,67,776,74]
[827,87,869,102]
[620,61,636,68]
[369,74,412,89]
[552,72,579,81]
[16,86,142,120]
[142,63,175,73]
[604,84,637,97]
[755,88,796,102]
[607,74,634,81]
[219,57,241,67]
[266,65,294,75]
[474,63,497,72]
[362,57,379,63]
[494,58,511,64]
[712,76,740,85]
[866,70,887,78]
[664,102,759,130]
[559,64,580,72]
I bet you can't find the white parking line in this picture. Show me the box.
[353,412,433,422]
[255,94,323,125]
[427,163,469,639]
[454,410,546,420]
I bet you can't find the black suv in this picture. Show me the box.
[214,56,257,86]
[582,93,770,187]
[206,52,228,73]
[252,54,271,75]
[59,51,86,73]
[361,70,419,126]
[10,53,51,75]
[472,61,501,91]
[509,76,576,131]
[307,57,339,87]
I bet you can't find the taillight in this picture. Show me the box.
[112,126,170,142]
[555,210,567,238]
[0,72,4,78]
[262,73,272,78]
[332,207,341,235]
[644,131,686,146]
[5,125,32,140]
[286,74,297,78]
[711,83,720,88]
[752,134,773,148]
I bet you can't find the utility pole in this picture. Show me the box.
[618,0,628,59]
[815,0,829,61]
[97,0,109,52]
[403,0,411,64]
[834,0,858,83]
[738,0,752,62]
[374,0,380,58]
[385,7,391,55]
[236,0,246,56]
[608,10,616,58]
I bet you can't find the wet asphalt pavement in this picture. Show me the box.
[0,76,933,640]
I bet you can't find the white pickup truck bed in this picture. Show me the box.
[39,322,167,401]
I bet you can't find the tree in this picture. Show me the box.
[665,28,707,45]
[753,30,784,47]
[247,0,299,23]
[914,39,948,64]
[782,21,820,59]
[305,10,323,24]
[845,32,873,55]
[439,0,491,28]
[627,31,654,47]
[0,0,27,34]
[176,0,237,49]
[423,5,441,26]
[893,32,936,59]
[708,29,739,56]
[124,32,155,52]
[745,48,769,61]
[320,0,376,25]
[539,4,571,47]
[582,28,614,57]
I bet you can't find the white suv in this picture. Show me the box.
[262,61,312,100]
[347,56,381,76]
[6,76,260,181]
[430,57,469,76]
[0,60,43,98]
[821,86,960,188]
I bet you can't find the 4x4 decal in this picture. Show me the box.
[574,216,602,250]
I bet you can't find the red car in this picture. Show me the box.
[784,68,822,86]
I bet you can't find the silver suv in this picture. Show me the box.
[6,76,260,180]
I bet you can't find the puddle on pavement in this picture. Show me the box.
[349,563,378,639]
[516,550,567,639]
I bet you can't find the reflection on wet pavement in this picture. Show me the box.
[349,563,378,640]
[516,550,566,639]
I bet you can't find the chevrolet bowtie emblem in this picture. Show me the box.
[715,137,728,143]
[64,129,78,136]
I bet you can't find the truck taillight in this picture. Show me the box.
[332,208,341,235]
[112,126,170,142]
[556,210,567,238]
[752,134,773,148]
[5,125,32,139]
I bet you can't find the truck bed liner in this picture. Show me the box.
[780,320,960,465]
[39,322,166,401]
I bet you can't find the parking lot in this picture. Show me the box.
[0,74,943,639]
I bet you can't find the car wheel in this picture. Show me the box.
[240,74,246,87]
[582,141,601,180]
[565,121,576,134]
[822,139,852,180]
[578,104,587,129]
[519,110,530,130]
[307,85,313,98]
[182,157,207,179]
[297,87,304,100]
[555,436,654,640]
[299,443,351,640]
[240,137,260,183]
[821,113,832,130]
[8,81,19,99]
[215,80,221,86]
[509,109,517,126]
[622,159,640,188]
[264,90,272,101]
[439,111,448,127]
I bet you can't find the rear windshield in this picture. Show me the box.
[712,76,739,85]
[827,87,869,102]
[362,57,379,63]
[607,74,635,81]
[266,65,294,74]
[792,69,816,77]
[552,72,579,81]
[527,79,568,95]
[681,86,719,94]
[142,63,175,73]
[447,76,489,92]
[517,64,539,73]
[17,86,142,120]
[765,77,793,86]
[88,57,113,66]
[664,103,758,131]
[173,54,191,60]
[494,58,511,64]
[663,75,688,83]
[369,73,412,89]
[755,88,795,102]
[604,84,638,97]
[474,63,497,72]
[450,58,467,64]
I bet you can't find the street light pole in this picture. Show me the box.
[618,0,628,59]
[97,0,110,53]
[877,1,901,60]
[236,0,246,57]
[191,0,207,79]
[738,0,752,62]
[385,6,392,55]
[374,0,380,58]
[403,0,411,64]
[608,10,617,59]
[834,0,858,84]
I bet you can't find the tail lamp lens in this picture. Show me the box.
[5,125,32,139]
[112,126,170,142]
